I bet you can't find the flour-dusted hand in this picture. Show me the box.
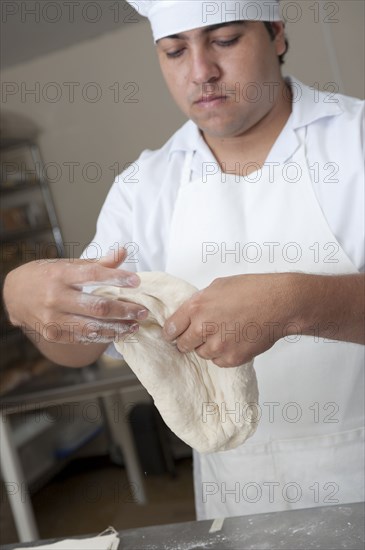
[3,248,149,367]
[163,273,297,368]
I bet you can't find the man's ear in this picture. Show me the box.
[271,22,287,57]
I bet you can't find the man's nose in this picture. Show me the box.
[189,49,220,85]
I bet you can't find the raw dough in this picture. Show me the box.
[94,272,259,453]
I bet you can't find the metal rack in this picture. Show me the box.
[0,139,64,383]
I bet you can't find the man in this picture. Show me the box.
[3,0,364,520]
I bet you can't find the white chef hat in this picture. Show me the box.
[128,0,282,42]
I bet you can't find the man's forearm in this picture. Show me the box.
[290,273,365,345]
[25,330,108,368]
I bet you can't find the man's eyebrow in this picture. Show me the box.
[163,21,246,40]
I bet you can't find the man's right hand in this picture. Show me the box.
[2,248,147,366]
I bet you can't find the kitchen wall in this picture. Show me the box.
[1,0,364,255]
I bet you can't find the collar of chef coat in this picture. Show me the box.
[168,76,343,175]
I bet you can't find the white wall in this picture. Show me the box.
[1,20,187,256]
[2,1,364,255]
[282,0,364,98]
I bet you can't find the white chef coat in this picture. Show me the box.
[164,123,364,519]
[84,76,364,275]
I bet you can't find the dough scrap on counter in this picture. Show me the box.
[94,272,259,453]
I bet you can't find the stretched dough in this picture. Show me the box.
[94,272,259,453]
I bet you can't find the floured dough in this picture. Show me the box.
[94,272,259,453]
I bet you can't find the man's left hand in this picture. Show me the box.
[163,273,297,367]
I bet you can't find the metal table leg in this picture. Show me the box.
[102,393,147,505]
[0,412,39,542]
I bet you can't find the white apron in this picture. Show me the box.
[165,127,364,519]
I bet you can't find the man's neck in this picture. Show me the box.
[202,80,293,176]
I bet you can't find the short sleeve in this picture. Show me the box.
[306,98,365,272]
[81,161,138,267]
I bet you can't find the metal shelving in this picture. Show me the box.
[0,139,65,386]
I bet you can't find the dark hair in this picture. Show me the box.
[264,22,289,65]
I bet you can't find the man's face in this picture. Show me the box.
[156,21,287,140]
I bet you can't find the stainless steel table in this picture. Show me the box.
[1,502,364,549]
[0,363,149,543]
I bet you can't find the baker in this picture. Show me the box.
[3,0,364,520]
